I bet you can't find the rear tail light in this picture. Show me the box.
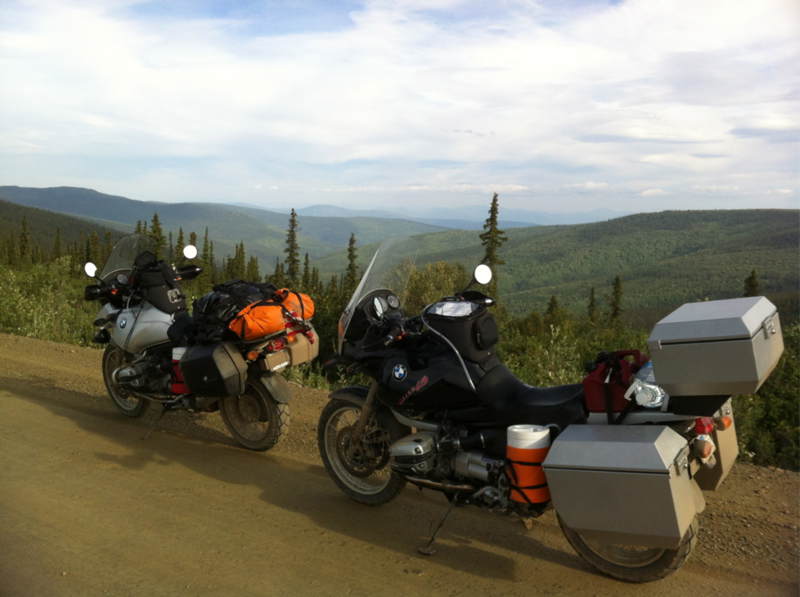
[694,417,714,435]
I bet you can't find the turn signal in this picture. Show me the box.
[715,415,733,431]
[245,350,259,361]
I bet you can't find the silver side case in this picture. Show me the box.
[543,425,704,549]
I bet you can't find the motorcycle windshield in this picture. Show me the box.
[100,234,155,281]
[338,236,418,353]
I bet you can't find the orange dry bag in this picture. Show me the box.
[228,288,315,342]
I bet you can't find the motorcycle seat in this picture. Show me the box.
[476,364,585,429]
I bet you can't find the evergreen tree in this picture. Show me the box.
[134,220,142,234]
[86,232,100,265]
[608,275,624,322]
[311,267,321,296]
[102,231,112,265]
[199,228,212,289]
[52,227,62,261]
[545,295,560,317]
[246,256,260,282]
[343,234,359,296]
[478,193,507,297]
[175,228,185,258]
[283,209,300,287]
[744,269,761,297]
[588,287,597,323]
[301,252,311,292]
[19,217,31,265]
[209,241,218,285]
[168,231,174,263]
[272,257,286,288]
[188,231,197,248]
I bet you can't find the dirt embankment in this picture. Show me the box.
[0,333,797,597]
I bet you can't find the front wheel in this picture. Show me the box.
[317,399,406,506]
[102,345,150,417]
[558,515,698,583]
[218,375,290,451]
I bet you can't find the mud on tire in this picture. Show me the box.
[317,399,406,506]
[219,375,289,451]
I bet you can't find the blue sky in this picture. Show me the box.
[1,0,797,213]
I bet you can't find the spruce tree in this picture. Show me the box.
[168,231,174,263]
[343,234,358,296]
[284,209,300,287]
[52,227,62,261]
[743,269,761,297]
[273,257,286,288]
[175,228,185,257]
[19,217,31,265]
[246,256,260,282]
[608,275,624,322]
[209,241,218,285]
[478,193,507,297]
[102,231,112,265]
[301,252,311,292]
[134,220,142,234]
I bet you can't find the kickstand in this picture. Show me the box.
[418,494,459,556]
[141,404,167,441]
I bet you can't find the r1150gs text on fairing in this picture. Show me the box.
[317,236,784,583]
[84,233,318,451]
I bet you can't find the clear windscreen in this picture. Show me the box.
[338,237,418,352]
[99,234,155,281]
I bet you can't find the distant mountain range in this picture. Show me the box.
[249,203,632,230]
[0,186,448,266]
[0,185,796,322]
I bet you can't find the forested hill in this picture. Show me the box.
[312,209,800,320]
[0,199,128,259]
[0,186,448,266]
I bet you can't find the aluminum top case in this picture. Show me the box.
[647,297,783,396]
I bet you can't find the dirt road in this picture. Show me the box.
[0,334,797,597]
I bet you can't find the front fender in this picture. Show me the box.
[258,373,293,404]
[328,385,370,406]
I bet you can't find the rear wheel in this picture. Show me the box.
[219,375,289,451]
[102,345,150,417]
[558,515,698,583]
[317,399,406,506]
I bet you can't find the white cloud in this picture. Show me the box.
[0,0,797,210]
[566,182,609,190]
[641,188,667,196]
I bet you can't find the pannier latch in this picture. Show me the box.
[761,314,777,339]
[674,445,690,477]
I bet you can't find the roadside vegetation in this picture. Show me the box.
[0,197,796,470]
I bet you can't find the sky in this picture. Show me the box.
[1,0,798,214]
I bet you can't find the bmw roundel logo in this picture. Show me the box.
[119,317,127,329]
[392,364,407,381]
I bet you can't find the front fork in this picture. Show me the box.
[348,380,378,447]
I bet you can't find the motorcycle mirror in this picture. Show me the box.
[457,264,493,296]
[183,245,198,260]
[84,262,98,278]
[473,264,492,285]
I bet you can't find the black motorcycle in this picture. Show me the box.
[317,236,777,582]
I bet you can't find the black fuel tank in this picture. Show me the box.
[377,343,482,412]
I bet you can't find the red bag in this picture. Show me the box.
[582,350,649,422]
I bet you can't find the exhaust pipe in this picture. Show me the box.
[404,476,477,493]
